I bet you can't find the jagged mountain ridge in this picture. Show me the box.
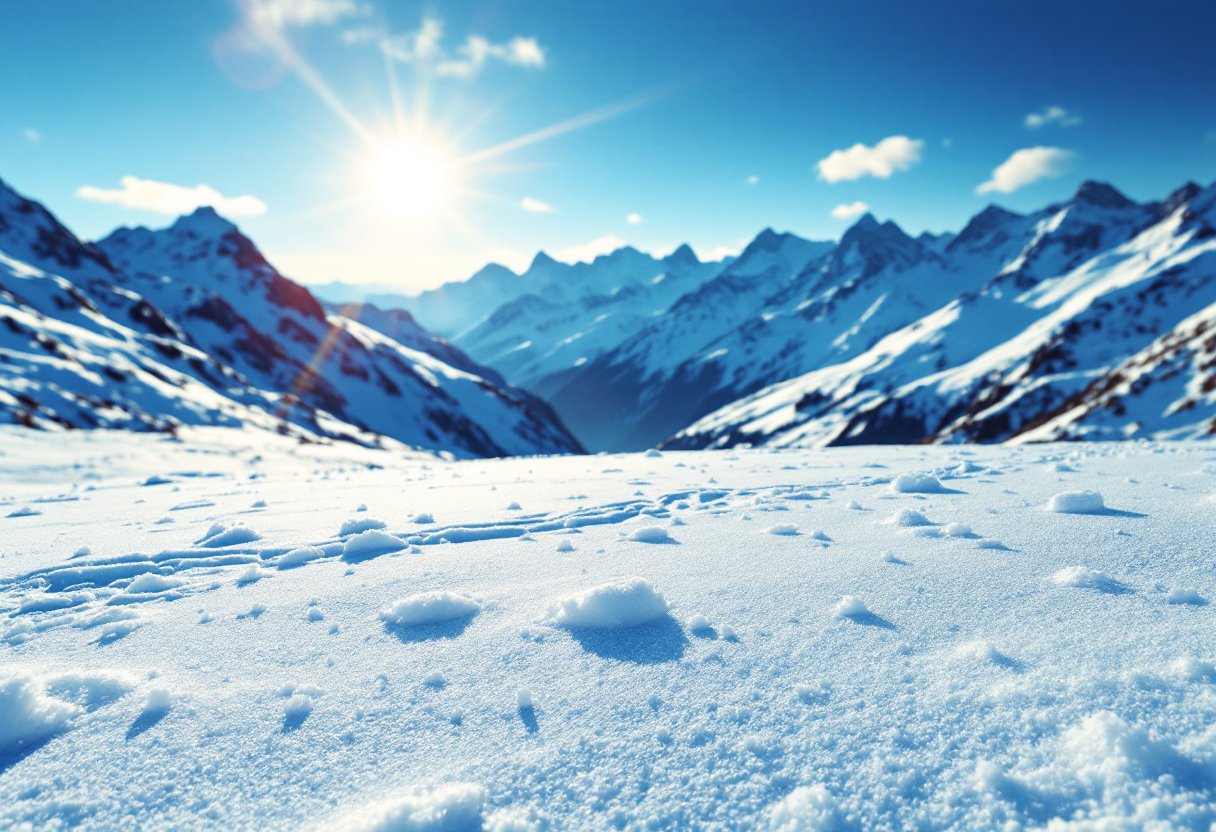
[669,178,1216,450]
[0,177,583,457]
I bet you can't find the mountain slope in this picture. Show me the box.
[0,177,583,457]
[669,180,1216,450]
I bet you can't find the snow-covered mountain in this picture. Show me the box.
[0,177,582,457]
[454,245,727,392]
[669,180,1216,450]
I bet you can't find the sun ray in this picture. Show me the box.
[243,5,375,144]
[457,89,669,168]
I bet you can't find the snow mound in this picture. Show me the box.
[556,538,574,552]
[235,565,267,585]
[198,524,260,548]
[1171,657,1216,682]
[885,508,935,527]
[8,506,41,518]
[142,687,173,714]
[1052,566,1125,592]
[833,596,869,618]
[412,512,435,524]
[629,526,671,543]
[283,694,315,718]
[889,473,948,494]
[343,529,405,557]
[548,577,670,629]
[0,668,82,755]
[687,614,713,633]
[768,784,842,832]
[379,592,481,627]
[126,573,182,594]
[943,522,972,538]
[340,783,487,832]
[278,546,325,569]
[1166,587,1207,605]
[1047,490,1105,514]
[765,523,799,536]
[645,449,663,458]
[340,517,387,536]
[808,530,832,542]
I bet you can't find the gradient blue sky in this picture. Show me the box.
[3,0,1216,291]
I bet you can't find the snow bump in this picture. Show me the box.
[548,577,670,629]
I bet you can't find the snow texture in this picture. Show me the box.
[0,431,1214,830]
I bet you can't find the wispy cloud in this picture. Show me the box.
[817,136,923,183]
[1025,106,1081,129]
[75,176,268,217]
[702,244,743,262]
[830,201,869,220]
[247,0,358,29]
[380,17,544,79]
[746,175,759,185]
[554,234,628,264]
[626,213,643,225]
[22,128,41,142]
[520,197,554,213]
[976,147,1074,194]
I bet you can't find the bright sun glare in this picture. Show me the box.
[363,138,455,219]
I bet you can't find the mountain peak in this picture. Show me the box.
[169,205,238,239]
[839,213,909,248]
[1157,181,1203,219]
[1072,180,1136,209]
[528,250,559,271]
[664,243,699,266]
[948,204,1024,252]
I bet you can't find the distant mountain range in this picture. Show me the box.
[328,178,1216,451]
[0,178,583,458]
[668,180,1216,449]
[6,172,1214,457]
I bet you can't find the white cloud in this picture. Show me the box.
[249,0,357,29]
[816,136,923,183]
[976,147,1074,195]
[702,244,743,262]
[23,128,41,142]
[830,201,869,220]
[75,176,268,217]
[746,175,759,185]
[625,213,643,225]
[1025,106,1081,129]
[381,17,544,79]
[381,18,443,63]
[520,197,554,213]
[554,235,628,264]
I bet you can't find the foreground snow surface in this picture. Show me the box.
[1,428,1215,830]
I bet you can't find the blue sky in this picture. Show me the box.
[3,0,1215,291]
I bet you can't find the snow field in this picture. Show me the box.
[0,431,1214,829]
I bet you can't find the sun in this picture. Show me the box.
[362,137,455,219]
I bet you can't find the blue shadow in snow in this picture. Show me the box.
[567,616,689,663]
[125,707,170,740]
[518,705,539,734]
[842,612,897,631]
[384,615,476,644]
[282,710,310,732]
[0,737,54,775]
